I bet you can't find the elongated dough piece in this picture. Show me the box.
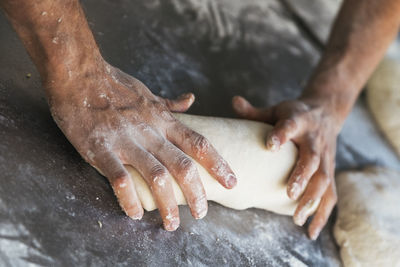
[126,113,298,216]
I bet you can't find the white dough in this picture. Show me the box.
[126,113,298,216]
[367,44,400,157]
[334,167,400,267]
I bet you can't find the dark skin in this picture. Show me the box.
[1,0,399,240]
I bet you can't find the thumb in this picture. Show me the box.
[160,93,195,112]
[232,95,274,123]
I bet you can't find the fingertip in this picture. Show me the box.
[227,173,238,189]
[293,198,320,227]
[287,182,301,200]
[266,134,280,152]
[308,226,321,241]
[164,217,180,231]
[179,92,195,105]
[232,95,245,104]
[197,210,207,219]
[119,198,144,220]
[111,176,144,220]
[165,93,196,112]
[293,214,306,227]
[232,95,250,115]
[189,195,208,220]
[195,205,208,220]
[177,96,194,112]
[126,206,144,220]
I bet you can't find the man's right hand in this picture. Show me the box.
[47,61,237,231]
[0,0,237,231]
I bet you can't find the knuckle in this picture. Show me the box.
[309,151,320,166]
[331,190,338,204]
[192,193,207,205]
[91,136,108,148]
[113,175,130,188]
[191,133,210,155]
[149,165,168,186]
[160,110,174,121]
[314,216,327,227]
[283,118,297,131]
[136,95,146,106]
[318,170,330,186]
[177,155,194,170]
[151,100,164,109]
[177,156,196,176]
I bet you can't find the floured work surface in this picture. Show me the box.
[3,0,399,266]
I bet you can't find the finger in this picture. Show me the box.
[146,138,208,219]
[93,151,144,220]
[293,155,331,226]
[167,123,237,189]
[266,118,300,152]
[232,96,275,122]
[159,93,195,112]
[287,143,320,200]
[120,142,180,231]
[308,182,337,240]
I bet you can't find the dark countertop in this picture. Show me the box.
[1,0,398,266]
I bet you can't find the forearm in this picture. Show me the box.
[302,0,400,122]
[0,0,102,84]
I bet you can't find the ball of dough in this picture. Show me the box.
[334,167,400,267]
[367,58,400,157]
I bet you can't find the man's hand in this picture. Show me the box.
[232,96,338,240]
[0,0,238,231]
[47,61,237,231]
[230,0,400,240]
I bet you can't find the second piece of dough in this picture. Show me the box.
[334,166,400,267]
[367,56,400,157]
[126,113,298,216]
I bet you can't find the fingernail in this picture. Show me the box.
[267,135,280,152]
[226,174,237,188]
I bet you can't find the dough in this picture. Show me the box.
[367,56,400,157]
[334,167,400,267]
[126,113,298,216]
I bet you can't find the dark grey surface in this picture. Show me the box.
[1,0,399,266]
[283,0,342,44]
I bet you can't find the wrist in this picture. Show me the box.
[3,0,103,87]
[44,56,109,102]
[300,60,361,128]
[32,16,102,85]
[298,91,351,134]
